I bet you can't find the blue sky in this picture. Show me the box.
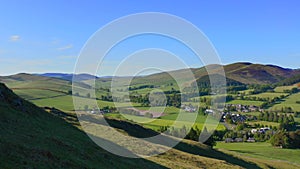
[0,0,300,75]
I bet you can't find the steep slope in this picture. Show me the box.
[0,83,166,168]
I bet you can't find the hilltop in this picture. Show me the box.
[2,62,299,87]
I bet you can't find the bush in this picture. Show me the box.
[270,130,300,148]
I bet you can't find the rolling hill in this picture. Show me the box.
[1,82,256,168]
[1,63,299,89]
[94,62,300,86]
[39,73,99,81]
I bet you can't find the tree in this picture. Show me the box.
[291,87,299,94]
[84,105,89,111]
[274,113,279,122]
[186,127,198,141]
[268,112,274,122]
[144,112,153,118]
[202,127,216,147]
[236,123,246,131]
[86,93,91,98]
[270,130,300,149]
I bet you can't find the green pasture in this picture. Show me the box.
[274,85,297,93]
[269,93,300,112]
[250,92,288,99]
[227,100,264,106]
[215,142,300,166]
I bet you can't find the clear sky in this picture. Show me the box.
[1,0,300,76]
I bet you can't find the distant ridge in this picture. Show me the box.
[2,62,300,85]
[39,73,98,81]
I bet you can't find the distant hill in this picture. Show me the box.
[140,62,300,85]
[0,73,92,92]
[39,73,99,81]
[223,62,298,84]
[2,62,300,88]
[107,62,300,86]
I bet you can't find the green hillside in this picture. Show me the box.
[1,83,255,168]
[0,83,165,168]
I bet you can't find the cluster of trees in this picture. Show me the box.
[100,95,113,101]
[166,94,181,108]
[270,130,300,148]
[269,106,294,113]
[224,128,274,142]
[197,95,233,106]
[257,112,296,131]
[283,87,299,94]
[277,74,300,86]
[129,94,150,106]
[252,123,277,130]
[128,92,182,108]
[128,85,155,91]
[159,126,224,147]
[248,84,274,94]
[257,112,294,123]
[227,85,247,93]
[294,112,300,118]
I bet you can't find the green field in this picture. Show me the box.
[269,93,300,112]
[3,82,248,169]
[227,100,264,106]
[274,85,297,93]
[0,69,300,168]
[247,121,280,127]
[239,89,254,95]
[107,113,226,131]
[13,89,66,100]
[216,142,300,168]
[250,92,288,99]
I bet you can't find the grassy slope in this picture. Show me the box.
[270,93,300,112]
[89,62,299,87]
[250,92,288,99]
[0,83,251,168]
[215,142,300,169]
[274,85,297,93]
[227,100,264,106]
[0,83,167,169]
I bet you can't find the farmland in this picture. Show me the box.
[269,92,300,112]
[227,100,264,106]
[215,142,300,168]
[1,64,300,169]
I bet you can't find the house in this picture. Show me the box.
[235,138,243,142]
[249,105,258,112]
[181,104,197,112]
[205,109,214,114]
[185,106,196,112]
[247,137,255,142]
[251,129,258,134]
[258,127,270,134]
[225,138,234,143]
